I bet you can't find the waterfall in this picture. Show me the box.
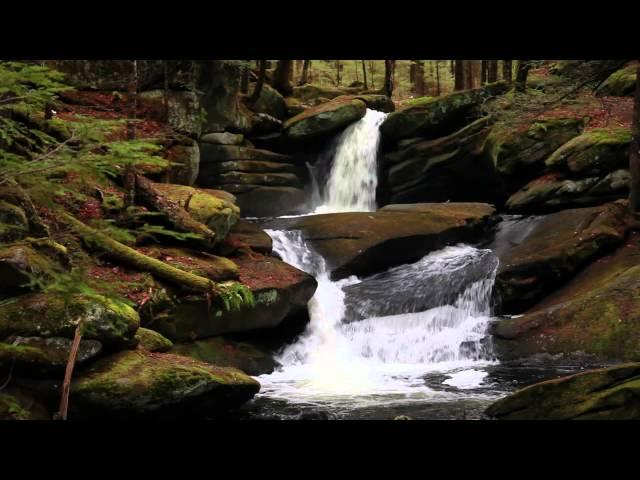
[313,109,387,213]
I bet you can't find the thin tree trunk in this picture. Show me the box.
[250,60,267,104]
[435,60,441,96]
[471,60,482,89]
[415,61,425,96]
[55,319,84,420]
[369,61,376,88]
[384,60,395,98]
[488,60,498,83]
[335,60,341,86]
[464,60,474,90]
[240,65,249,94]
[163,60,170,123]
[455,60,465,91]
[629,61,640,212]
[450,60,455,78]
[515,60,531,92]
[481,60,488,85]
[503,60,513,83]
[362,60,368,89]
[299,60,310,85]
[273,60,293,96]
[296,60,303,78]
[354,60,359,83]
[126,60,137,140]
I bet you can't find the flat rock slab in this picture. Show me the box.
[266,203,496,279]
[495,200,630,313]
[486,363,640,420]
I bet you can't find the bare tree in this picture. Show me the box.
[464,60,474,90]
[384,60,396,98]
[629,61,640,212]
[249,59,267,104]
[450,60,455,78]
[273,60,293,95]
[369,61,377,89]
[488,60,498,83]
[503,60,513,83]
[163,60,170,123]
[240,64,250,94]
[515,60,531,92]
[362,60,368,89]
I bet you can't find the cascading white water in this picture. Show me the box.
[313,109,387,213]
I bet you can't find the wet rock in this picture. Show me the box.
[170,336,278,375]
[135,328,173,353]
[495,200,630,313]
[0,336,102,372]
[148,253,317,342]
[223,185,308,218]
[380,82,508,141]
[269,203,497,280]
[70,350,260,418]
[226,219,272,254]
[491,231,640,360]
[486,363,640,420]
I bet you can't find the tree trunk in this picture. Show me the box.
[503,60,513,83]
[384,60,395,98]
[296,60,303,78]
[249,60,267,104]
[163,60,170,123]
[629,62,640,212]
[299,60,310,85]
[126,60,137,140]
[463,60,474,90]
[487,60,498,83]
[273,60,293,96]
[335,60,341,86]
[240,65,249,94]
[362,60,368,89]
[481,60,488,85]
[454,60,465,91]
[369,61,376,88]
[450,60,455,78]
[435,60,441,96]
[515,60,531,92]
[56,319,84,420]
[471,60,482,89]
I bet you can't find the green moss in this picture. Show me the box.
[596,64,637,97]
[284,98,367,141]
[135,327,173,352]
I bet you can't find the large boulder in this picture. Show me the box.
[486,363,640,420]
[283,97,367,142]
[0,336,102,372]
[292,84,351,103]
[164,140,200,186]
[135,328,173,353]
[171,337,278,376]
[70,350,260,418]
[596,63,638,97]
[137,246,239,282]
[495,201,630,313]
[379,82,508,141]
[147,253,317,342]
[266,203,497,280]
[0,293,140,348]
[138,90,202,137]
[0,200,29,242]
[545,127,632,176]
[491,231,640,361]
[506,170,630,213]
[485,117,584,191]
[225,219,272,254]
[0,245,59,294]
[382,116,505,205]
[251,84,287,120]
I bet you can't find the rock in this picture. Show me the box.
[382,116,505,205]
[334,94,395,113]
[393,415,413,420]
[506,170,630,213]
[148,253,317,342]
[0,388,50,420]
[485,118,584,191]
[268,203,496,280]
[283,97,367,143]
[545,127,631,176]
[0,245,60,294]
[250,113,283,136]
[135,328,173,352]
[137,246,239,282]
[139,90,202,137]
[495,201,630,313]
[200,132,245,145]
[596,63,638,97]
[224,185,308,218]
[379,82,508,140]
[198,144,295,165]
[70,350,260,417]
[0,293,140,347]
[164,140,200,186]
[203,160,298,175]
[148,183,240,241]
[292,84,350,103]
[0,336,102,371]
[491,231,640,360]
[485,363,640,420]
[0,200,29,242]
[251,84,287,120]
[203,171,302,188]
[284,97,308,117]
[226,219,272,254]
[170,337,278,376]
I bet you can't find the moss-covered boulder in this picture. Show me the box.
[495,201,630,313]
[147,253,316,342]
[266,203,496,280]
[0,245,60,294]
[135,328,173,352]
[596,63,638,97]
[379,82,508,141]
[333,94,395,113]
[506,170,630,213]
[291,84,350,103]
[383,116,505,205]
[283,97,367,142]
[0,293,139,347]
[70,350,260,417]
[485,118,584,190]
[251,84,287,120]
[149,183,240,241]
[171,337,278,375]
[0,336,102,371]
[486,363,640,420]
[0,200,29,242]
[491,232,640,360]
[0,388,50,420]
[137,246,239,282]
